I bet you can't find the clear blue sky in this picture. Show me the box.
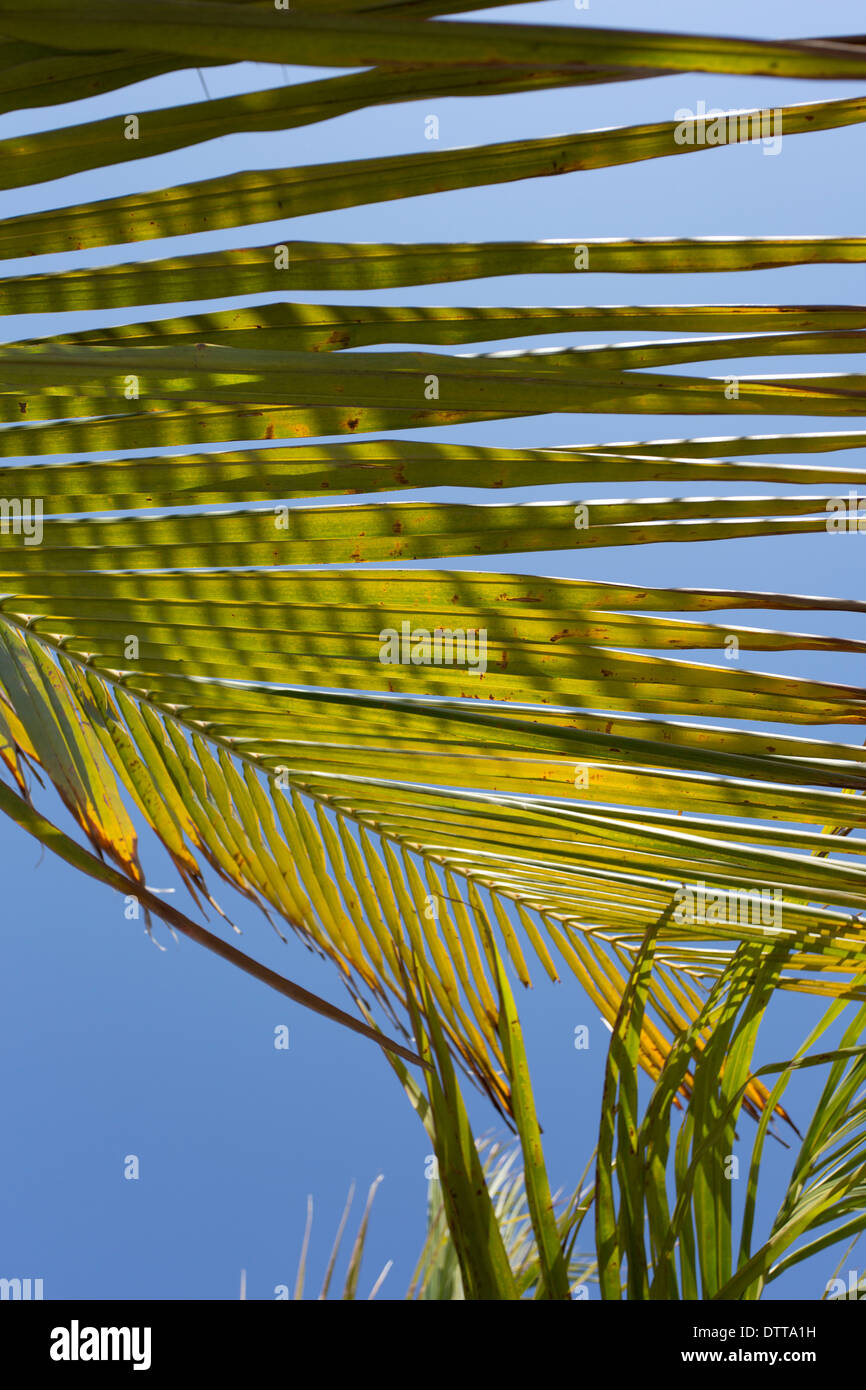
[0,0,864,1299]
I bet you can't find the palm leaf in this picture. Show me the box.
[1,0,866,1296]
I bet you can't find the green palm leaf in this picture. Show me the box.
[2,0,866,1298]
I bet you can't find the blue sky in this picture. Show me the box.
[0,0,864,1300]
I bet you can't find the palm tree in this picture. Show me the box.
[0,0,865,1298]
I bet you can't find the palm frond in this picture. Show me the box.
[1,0,865,1298]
